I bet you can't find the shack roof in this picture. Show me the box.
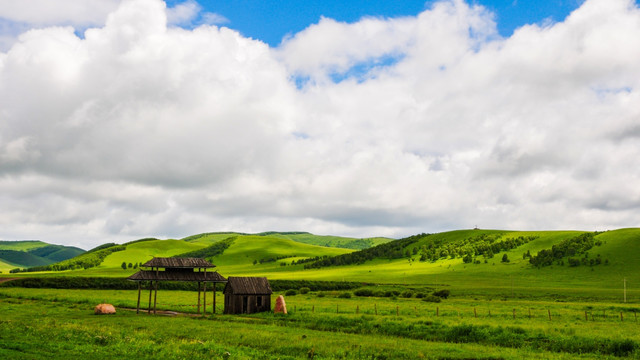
[224,276,272,295]
[127,270,226,282]
[142,257,216,268]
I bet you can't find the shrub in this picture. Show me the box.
[415,292,426,298]
[285,289,297,296]
[401,291,413,298]
[299,287,310,294]
[421,295,442,303]
[316,292,326,298]
[373,290,386,297]
[354,289,374,297]
[337,292,352,299]
[501,254,510,263]
[433,289,450,299]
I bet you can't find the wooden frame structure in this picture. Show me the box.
[127,257,227,315]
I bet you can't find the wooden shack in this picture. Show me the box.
[223,276,272,314]
[128,257,226,315]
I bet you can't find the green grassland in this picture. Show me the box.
[2,228,640,358]
[1,286,639,359]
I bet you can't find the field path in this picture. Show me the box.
[0,277,20,284]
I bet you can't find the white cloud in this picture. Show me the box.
[1,0,639,249]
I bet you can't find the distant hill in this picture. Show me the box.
[257,232,393,250]
[0,241,85,272]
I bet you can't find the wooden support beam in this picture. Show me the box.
[203,281,207,316]
[197,281,201,314]
[136,282,141,314]
[153,280,158,315]
[147,280,153,314]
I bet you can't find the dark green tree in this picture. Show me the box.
[121,261,127,270]
[501,254,510,263]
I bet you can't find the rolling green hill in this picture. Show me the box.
[4,228,640,301]
[258,231,393,250]
[0,241,86,271]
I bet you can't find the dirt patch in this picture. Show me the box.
[0,278,20,284]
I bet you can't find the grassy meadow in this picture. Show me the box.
[2,228,640,358]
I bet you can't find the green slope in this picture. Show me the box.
[259,231,393,250]
[0,240,50,251]
[0,250,51,268]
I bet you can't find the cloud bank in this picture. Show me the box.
[1,0,639,248]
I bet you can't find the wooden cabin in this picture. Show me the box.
[223,276,272,314]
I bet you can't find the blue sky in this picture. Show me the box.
[168,0,589,46]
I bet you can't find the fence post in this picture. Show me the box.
[436,307,439,317]
[312,305,314,313]
[396,306,399,316]
[336,304,339,314]
[375,304,377,316]
[621,312,624,322]
[548,309,551,321]
[513,309,516,319]
[356,305,359,314]
[529,308,531,319]
[474,308,477,318]
[488,309,491,318]
[635,311,637,322]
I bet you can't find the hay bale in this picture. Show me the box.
[274,295,287,314]
[94,303,116,315]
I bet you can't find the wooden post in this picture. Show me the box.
[197,281,201,314]
[529,308,531,319]
[635,311,637,322]
[474,308,477,318]
[513,309,515,319]
[396,306,399,316]
[356,305,359,314]
[488,309,491,317]
[203,282,207,316]
[153,280,158,314]
[312,305,315,313]
[620,312,624,322]
[603,310,606,319]
[336,304,339,314]
[436,307,439,317]
[136,282,141,314]
[147,280,153,314]
[548,309,551,321]
[375,304,377,316]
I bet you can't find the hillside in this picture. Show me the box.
[257,232,393,250]
[4,228,640,300]
[0,241,85,272]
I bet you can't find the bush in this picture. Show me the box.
[316,292,326,298]
[421,295,442,303]
[337,292,352,299]
[284,289,297,296]
[373,290,386,297]
[401,291,413,298]
[415,292,426,298]
[354,289,374,297]
[299,287,310,294]
[432,289,450,299]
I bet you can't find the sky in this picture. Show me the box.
[0,0,639,249]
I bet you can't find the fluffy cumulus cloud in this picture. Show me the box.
[1,0,639,248]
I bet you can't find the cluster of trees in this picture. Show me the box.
[121,262,140,270]
[528,232,605,268]
[10,245,126,273]
[418,234,538,263]
[173,237,235,260]
[299,233,430,269]
[253,254,296,265]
